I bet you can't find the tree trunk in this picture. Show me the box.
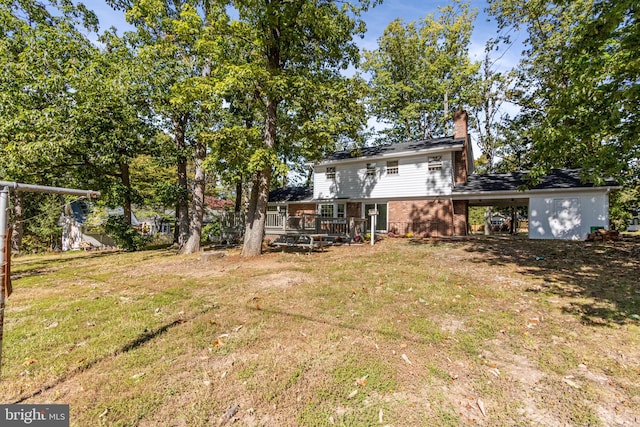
[234,180,243,213]
[242,167,271,256]
[484,206,492,236]
[174,115,190,248]
[182,140,206,254]
[11,192,23,252]
[242,97,277,257]
[120,159,133,225]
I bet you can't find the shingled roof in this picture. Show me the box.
[269,186,314,203]
[319,136,465,163]
[453,169,618,194]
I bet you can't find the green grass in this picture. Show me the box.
[1,238,638,426]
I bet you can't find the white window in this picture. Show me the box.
[326,166,336,179]
[386,160,399,175]
[427,156,443,171]
[320,204,334,218]
[319,203,346,218]
[366,163,376,176]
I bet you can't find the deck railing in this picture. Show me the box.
[266,213,367,240]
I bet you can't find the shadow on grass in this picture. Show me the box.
[450,237,640,327]
[11,251,125,278]
[11,306,213,404]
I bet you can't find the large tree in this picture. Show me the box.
[363,0,479,144]
[0,0,98,249]
[108,0,228,253]
[488,0,640,183]
[69,30,156,226]
[222,0,374,257]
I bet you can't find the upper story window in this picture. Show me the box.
[366,163,376,176]
[427,155,443,171]
[326,166,336,179]
[386,160,399,175]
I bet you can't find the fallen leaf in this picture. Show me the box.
[563,377,581,389]
[213,338,224,347]
[379,408,383,423]
[131,372,145,379]
[348,389,358,399]
[401,354,413,365]
[356,375,368,386]
[22,358,38,366]
[46,321,59,329]
[477,399,487,417]
[329,416,335,425]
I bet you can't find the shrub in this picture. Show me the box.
[104,215,151,251]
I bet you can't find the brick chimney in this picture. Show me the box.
[453,110,470,184]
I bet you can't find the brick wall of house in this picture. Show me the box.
[453,110,469,184]
[452,200,469,236]
[288,203,316,216]
[388,200,455,236]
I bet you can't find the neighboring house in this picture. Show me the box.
[60,200,139,251]
[268,111,619,240]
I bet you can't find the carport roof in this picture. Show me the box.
[453,169,618,194]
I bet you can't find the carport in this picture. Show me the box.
[452,169,620,240]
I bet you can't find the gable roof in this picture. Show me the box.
[269,186,314,203]
[318,136,465,165]
[453,169,619,194]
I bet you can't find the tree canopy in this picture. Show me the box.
[488,0,639,184]
[363,0,479,144]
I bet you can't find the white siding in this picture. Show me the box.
[529,192,610,240]
[314,153,454,200]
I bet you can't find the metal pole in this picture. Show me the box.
[0,181,99,198]
[0,186,9,378]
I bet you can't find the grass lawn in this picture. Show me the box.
[0,237,638,426]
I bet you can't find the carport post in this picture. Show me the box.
[0,186,9,378]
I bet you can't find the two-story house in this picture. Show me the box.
[267,111,619,240]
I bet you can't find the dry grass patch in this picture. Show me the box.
[0,237,638,426]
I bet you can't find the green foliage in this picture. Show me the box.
[488,0,639,183]
[363,0,480,143]
[15,193,64,252]
[104,215,151,251]
[201,219,220,243]
[609,184,640,231]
